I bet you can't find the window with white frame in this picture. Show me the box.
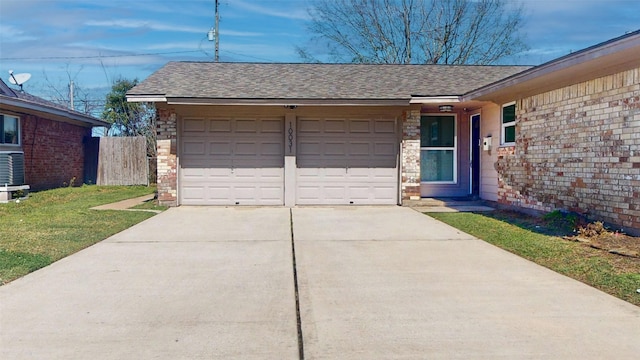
[0,114,20,145]
[501,102,516,144]
[420,115,456,183]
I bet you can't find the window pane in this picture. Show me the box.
[3,116,18,144]
[421,116,455,147]
[421,150,454,182]
[504,125,515,143]
[502,104,515,124]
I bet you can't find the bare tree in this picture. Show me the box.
[38,65,104,116]
[300,0,528,64]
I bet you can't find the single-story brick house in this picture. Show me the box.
[0,79,108,195]
[128,30,640,232]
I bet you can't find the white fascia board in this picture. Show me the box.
[126,95,167,103]
[409,96,461,104]
[166,98,410,106]
[0,96,108,127]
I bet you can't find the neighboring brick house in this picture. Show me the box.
[129,30,640,233]
[0,79,108,192]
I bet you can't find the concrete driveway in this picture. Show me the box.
[2,206,640,359]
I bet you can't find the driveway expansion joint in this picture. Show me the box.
[290,208,305,360]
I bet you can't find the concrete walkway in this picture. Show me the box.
[91,193,160,213]
[1,206,639,359]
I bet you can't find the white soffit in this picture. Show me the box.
[410,96,461,104]
[126,95,167,102]
[164,98,410,106]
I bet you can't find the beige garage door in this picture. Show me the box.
[296,117,398,205]
[180,117,284,205]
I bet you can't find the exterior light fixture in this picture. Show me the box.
[439,105,453,112]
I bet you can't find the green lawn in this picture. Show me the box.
[428,212,640,307]
[0,185,158,285]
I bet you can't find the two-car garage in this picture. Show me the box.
[177,109,399,206]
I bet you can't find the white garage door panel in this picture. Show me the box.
[296,167,397,204]
[180,117,284,205]
[296,117,398,205]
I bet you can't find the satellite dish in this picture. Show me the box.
[8,70,31,91]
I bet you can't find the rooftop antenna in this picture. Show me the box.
[8,70,31,91]
[207,0,220,62]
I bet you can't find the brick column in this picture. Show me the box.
[401,110,421,201]
[156,107,178,206]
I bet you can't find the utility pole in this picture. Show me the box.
[69,80,75,110]
[207,0,220,62]
[215,0,220,62]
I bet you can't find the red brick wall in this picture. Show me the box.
[20,114,91,190]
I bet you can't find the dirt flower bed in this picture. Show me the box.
[489,209,640,259]
[566,221,640,259]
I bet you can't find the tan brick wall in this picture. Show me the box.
[401,109,421,200]
[496,67,640,231]
[156,106,177,206]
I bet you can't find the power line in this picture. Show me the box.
[219,49,276,63]
[2,48,280,63]
[0,50,203,61]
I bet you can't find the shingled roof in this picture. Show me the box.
[0,79,107,127]
[128,62,530,102]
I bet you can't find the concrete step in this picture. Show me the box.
[404,198,495,213]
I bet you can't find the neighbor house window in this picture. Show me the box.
[420,115,456,183]
[501,102,516,144]
[0,114,20,145]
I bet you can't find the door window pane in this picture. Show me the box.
[421,150,454,182]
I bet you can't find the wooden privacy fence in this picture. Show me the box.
[95,136,149,186]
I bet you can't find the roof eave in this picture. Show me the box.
[127,95,168,103]
[163,97,412,106]
[0,95,109,127]
[464,30,640,103]
[409,96,461,104]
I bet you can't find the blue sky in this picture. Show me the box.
[0,0,638,106]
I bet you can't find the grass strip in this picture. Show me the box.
[0,185,158,284]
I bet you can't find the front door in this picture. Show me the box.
[470,114,481,198]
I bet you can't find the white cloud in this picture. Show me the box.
[143,42,202,51]
[85,19,203,34]
[232,0,310,20]
[222,30,264,37]
[0,24,37,42]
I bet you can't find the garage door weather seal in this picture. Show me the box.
[290,208,305,359]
